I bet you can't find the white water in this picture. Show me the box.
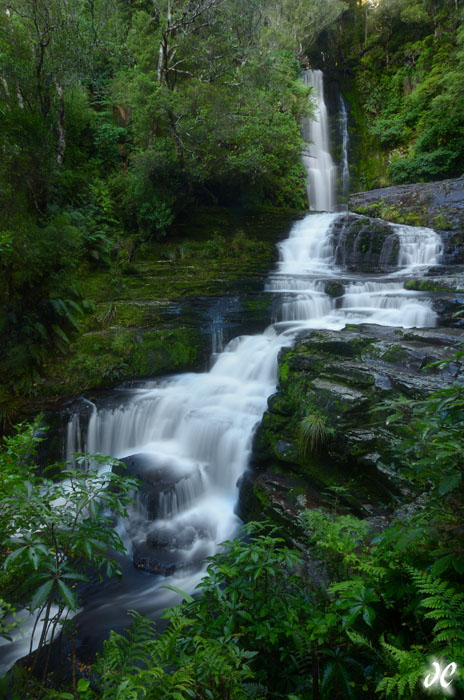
[302,69,337,212]
[0,70,444,674]
[339,94,350,206]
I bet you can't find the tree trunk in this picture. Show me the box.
[55,81,66,166]
[167,107,193,196]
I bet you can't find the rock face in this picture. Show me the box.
[349,177,464,263]
[241,324,464,526]
[330,213,400,272]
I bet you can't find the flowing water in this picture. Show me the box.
[339,94,350,207]
[0,70,444,673]
[301,70,337,212]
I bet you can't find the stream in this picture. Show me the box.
[0,69,444,672]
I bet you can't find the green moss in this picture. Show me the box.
[432,213,451,230]
[352,201,428,227]
[404,279,463,293]
[243,298,271,311]
[40,326,204,395]
[340,80,387,191]
[380,345,409,364]
[128,328,202,376]
[279,359,291,386]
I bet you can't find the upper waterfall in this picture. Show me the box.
[301,69,337,212]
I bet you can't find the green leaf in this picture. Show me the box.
[161,585,194,603]
[30,580,53,611]
[430,554,454,577]
[52,324,70,344]
[57,579,78,610]
[61,572,89,582]
[77,678,90,692]
[452,558,464,575]
[28,547,41,570]
[4,546,28,568]
[362,606,376,627]
[438,473,460,495]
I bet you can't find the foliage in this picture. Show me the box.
[334,0,464,183]
[84,609,257,700]
[298,412,335,455]
[0,419,138,686]
[0,0,331,400]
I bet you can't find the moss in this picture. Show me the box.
[380,345,409,364]
[325,281,344,297]
[432,213,451,230]
[336,77,388,191]
[40,326,205,395]
[278,358,291,386]
[352,201,428,227]
[404,279,464,293]
[128,328,203,376]
[243,298,271,311]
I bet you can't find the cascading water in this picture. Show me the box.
[0,69,444,674]
[301,70,337,212]
[63,68,442,637]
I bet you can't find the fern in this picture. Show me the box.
[92,610,196,699]
[376,642,425,699]
[408,567,464,647]
[376,570,464,698]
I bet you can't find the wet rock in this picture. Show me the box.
[132,544,180,576]
[275,440,299,463]
[116,453,205,519]
[311,378,368,415]
[330,213,400,272]
[324,280,345,297]
[237,469,324,538]
[350,177,464,263]
[132,524,211,576]
[246,323,464,530]
[433,295,464,327]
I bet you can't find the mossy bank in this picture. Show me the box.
[1,208,304,428]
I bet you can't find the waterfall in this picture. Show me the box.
[301,70,337,212]
[0,70,442,672]
[62,69,441,632]
[339,94,350,207]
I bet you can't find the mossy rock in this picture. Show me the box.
[324,281,345,297]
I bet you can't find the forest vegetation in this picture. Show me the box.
[2,0,464,410]
[319,0,464,188]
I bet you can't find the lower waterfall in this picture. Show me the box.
[60,209,442,648]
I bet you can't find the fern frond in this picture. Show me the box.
[407,567,464,645]
[377,642,424,699]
